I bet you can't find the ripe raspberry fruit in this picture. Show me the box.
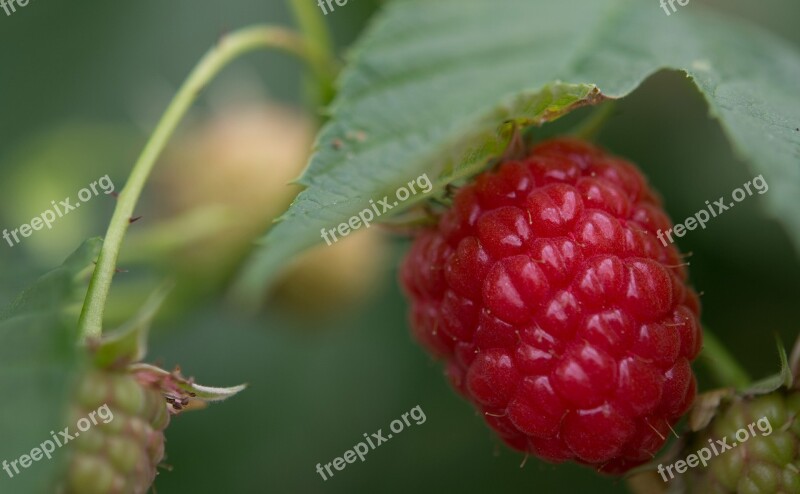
[60,368,170,494]
[400,137,702,473]
[683,390,800,493]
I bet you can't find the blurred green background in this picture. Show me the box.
[1,1,799,493]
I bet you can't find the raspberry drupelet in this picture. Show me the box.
[400,137,702,473]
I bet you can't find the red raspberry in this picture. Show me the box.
[400,138,701,473]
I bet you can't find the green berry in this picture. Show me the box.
[685,390,800,494]
[60,369,170,494]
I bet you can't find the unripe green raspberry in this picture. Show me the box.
[55,285,245,494]
[60,369,170,494]
[684,390,800,494]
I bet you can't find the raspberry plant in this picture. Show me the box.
[1,0,799,493]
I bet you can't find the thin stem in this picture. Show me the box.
[289,0,334,67]
[701,328,752,389]
[289,0,338,107]
[78,26,314,340]
[571,101,616,141]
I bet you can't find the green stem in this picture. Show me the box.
[77,26,316,341]
[289,0,338,107]
[571,101,616,141]
[701,328,752,389]
[289,0,334,64]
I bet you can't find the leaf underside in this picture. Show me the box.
[235,0,800,303]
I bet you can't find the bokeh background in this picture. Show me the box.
[1,0,799,492]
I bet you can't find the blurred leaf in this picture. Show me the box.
[0,239,100,494]
[790,333,800,381]
[0,124,138,263]
[687,388,735,432]
[235,0,800,303]
[1,238,100,320]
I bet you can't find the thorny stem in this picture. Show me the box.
[78,26,332,340]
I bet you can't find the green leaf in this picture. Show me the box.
[1,238,101,321]
[234,0,800,303]
[0,239,100,494]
